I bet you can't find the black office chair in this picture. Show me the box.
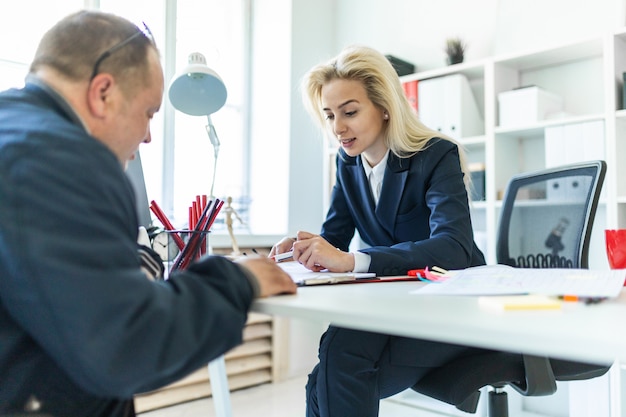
[411,160,610,417]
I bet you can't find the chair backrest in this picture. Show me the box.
[496,160,606,269]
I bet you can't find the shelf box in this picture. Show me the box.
[544,120,605,168]
[498,86,563,128]
[418,73,483,138]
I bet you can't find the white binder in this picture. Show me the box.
[417,73,483,139]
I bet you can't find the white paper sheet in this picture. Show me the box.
[413,264,625,297]
[277,261,376,286]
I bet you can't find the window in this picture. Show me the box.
[0,1,289,238]
[0,1,85,89]
[171,0,249,233]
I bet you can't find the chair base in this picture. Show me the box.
[489,388,508,417]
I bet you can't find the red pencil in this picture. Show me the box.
[150,200,185,250]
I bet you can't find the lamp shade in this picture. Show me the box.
[168,52,227,116]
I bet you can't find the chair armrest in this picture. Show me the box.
[510,355,557,396]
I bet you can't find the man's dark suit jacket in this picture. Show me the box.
[0,80,256,416]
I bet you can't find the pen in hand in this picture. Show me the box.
[272,250,294,263]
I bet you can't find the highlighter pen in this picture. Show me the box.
[557,295,608,305]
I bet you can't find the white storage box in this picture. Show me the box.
[498,86,563,128]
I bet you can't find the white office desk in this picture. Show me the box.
[252,281,626,365]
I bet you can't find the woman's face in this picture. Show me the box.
[321,78,388,166]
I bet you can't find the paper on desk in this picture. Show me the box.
[277,261,375,286]
[412,264,625,297]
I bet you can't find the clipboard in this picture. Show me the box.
[277,261,419,286]
[296,273,376,286]
[277,260,376,286]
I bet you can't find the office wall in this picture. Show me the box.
[333,0,498,72]
[492,0,625,55]
[330,0,625,72]
[335,0,626,72]
[287,0,336,234]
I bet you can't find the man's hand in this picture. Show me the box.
[236,257,297,297]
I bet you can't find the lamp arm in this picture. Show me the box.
[205,115,220,158]
[205,115,220,198]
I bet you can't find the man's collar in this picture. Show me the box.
[25,74,91,134]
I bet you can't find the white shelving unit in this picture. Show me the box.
[397,31,625,269]
[321,28,626,417]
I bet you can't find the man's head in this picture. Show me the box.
[29,10,164,164]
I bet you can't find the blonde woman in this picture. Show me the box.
[271,45,485,416]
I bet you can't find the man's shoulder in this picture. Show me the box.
[0,91,113,172]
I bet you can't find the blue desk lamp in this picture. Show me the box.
[169,55,232,416]
[168,52,228,198]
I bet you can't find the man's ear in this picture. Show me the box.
[87,74,115,118]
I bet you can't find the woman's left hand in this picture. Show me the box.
[293,231,355,272]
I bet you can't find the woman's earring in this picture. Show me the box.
[384,113,389,120]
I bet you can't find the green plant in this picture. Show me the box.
[445,37,466,65]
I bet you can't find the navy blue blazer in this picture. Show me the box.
[321,138,485,276]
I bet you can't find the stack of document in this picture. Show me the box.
[413,264,625,297]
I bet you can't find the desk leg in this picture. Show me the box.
[208,355,232,417]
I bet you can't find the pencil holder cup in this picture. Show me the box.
[166,230,211,273]
[605,229,626,270]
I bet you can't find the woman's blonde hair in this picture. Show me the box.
[302,45,470,190]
